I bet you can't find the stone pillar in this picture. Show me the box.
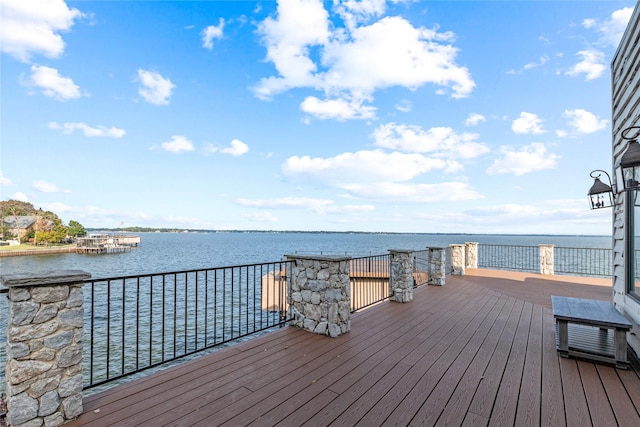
[539,244,554,275]
[428,247,446,286]
[465,242,479,269]
[286,255,351,338]
[389,250,413,303]
[450,244,465,276]
[1,270,90,427]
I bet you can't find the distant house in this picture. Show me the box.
[2,215,37,240]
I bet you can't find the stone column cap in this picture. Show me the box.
[0,270,91,287]
[285,254,351,261]
[428,246,446,250]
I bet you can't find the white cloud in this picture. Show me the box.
[282,149,461,188]
[32,180,70,193]
[334,0,387,30]
[243,212,279,223]
[395,99,412,113]
[201,18,224,50]
[465,113,486,126]
[565,50,605,81]
[254,1,475,121]
[523,55,550,70]
[49,121,126,138]
[486,143,560,176]
[0,0,84,62]
[563,109,608,134]
[593,7,634,47]
[9,192,29,202]
[21,65,81,100]
[511,112,545,134]
[137,69,175,105]
[235,196,375,215]
[340,181,482,202]
[372,123,489,159]
[509,55,551,74]
[301,95,376,121]
[0,171,14,186]
[221,139,249,156]
[160,135,194,153]
[236,196,333,209]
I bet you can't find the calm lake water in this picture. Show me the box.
[0,231,611,279]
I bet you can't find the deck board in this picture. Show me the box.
[559,357,591,427]
[487,301,533,427]
[540,306,567,426]
[596,363,640,426]
[514,303,543,426]
[65,269,640,427]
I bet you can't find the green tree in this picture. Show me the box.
[68,220,87,237]
[36,224,68,244]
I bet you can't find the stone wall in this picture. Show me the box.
[1,271,90,427]
[286,255,351,338]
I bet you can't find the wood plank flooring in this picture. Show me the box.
[67,269,640,427]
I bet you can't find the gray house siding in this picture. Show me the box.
[612,1,640,356]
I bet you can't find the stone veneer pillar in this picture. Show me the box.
[465,242,479,269]
[389,250,413,303]
[539,244,555,275]
[428,247,446,286]
[286,255,351,338]
[450,244,465,276]
[1,270,90,427]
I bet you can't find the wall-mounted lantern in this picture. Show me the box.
[589,126,640,209]
[588,170,614,209]
[618,126,640,192]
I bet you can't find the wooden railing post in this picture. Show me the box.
[1,270,90,426]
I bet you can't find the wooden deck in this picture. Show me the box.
[67,269,640,427]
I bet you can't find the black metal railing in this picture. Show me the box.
[555,247,613,277]
[83,260,291,389]
[350,254,390,312]
[413,249,430,286]
[478,244,539,273]
[477,244,613,277]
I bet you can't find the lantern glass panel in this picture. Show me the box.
[623,164,640,190]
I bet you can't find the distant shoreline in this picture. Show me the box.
[87,228,609,238]
[0,245,76,257]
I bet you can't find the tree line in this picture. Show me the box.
[0,200,87,245]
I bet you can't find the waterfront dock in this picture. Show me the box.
[75,234,140,254]
[66,269,640,426]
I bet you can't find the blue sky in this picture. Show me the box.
[0,0,636,234]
